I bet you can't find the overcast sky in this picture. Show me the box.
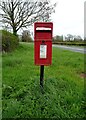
[50,0,85,38]
[0,0,85,38]
[29,0,85,38]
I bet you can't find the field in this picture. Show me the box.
[2,43,85,119]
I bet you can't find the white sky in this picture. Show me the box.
[50,0,85,38]
[0,0,85,38]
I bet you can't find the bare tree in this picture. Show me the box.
[0,0,56,36]
[74,35,83,41]
[67,34,73,41]
[22,30,32,42]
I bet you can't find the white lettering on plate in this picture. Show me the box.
[40,45,47,58]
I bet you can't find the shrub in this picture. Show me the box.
[0,30,19,52]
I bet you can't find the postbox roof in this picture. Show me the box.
[34,22,53,29]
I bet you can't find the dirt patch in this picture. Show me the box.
[80,73,86,78]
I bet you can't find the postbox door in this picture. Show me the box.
[34,41,52,65]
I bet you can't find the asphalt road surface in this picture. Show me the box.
[53,45,86,54]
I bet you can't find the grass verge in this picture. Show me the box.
[2,42,85,118]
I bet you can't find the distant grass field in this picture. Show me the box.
[2,42,85,119]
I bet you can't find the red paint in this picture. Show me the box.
[34,22,53,66]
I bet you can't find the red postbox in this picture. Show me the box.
[34,22,53,66]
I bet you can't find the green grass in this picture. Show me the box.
[2,42,85,119]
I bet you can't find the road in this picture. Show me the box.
[53,45,86,54]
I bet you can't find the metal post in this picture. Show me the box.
[40,65,44,87]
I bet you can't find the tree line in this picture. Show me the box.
[53,34,83,42]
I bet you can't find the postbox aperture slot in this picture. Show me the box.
[36,27,51,31]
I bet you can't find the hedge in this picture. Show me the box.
[0,30,19,52]
[53,41,86,46]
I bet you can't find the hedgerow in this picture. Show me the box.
[1,30,19,52]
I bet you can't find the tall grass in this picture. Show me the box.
[2,43,85,118]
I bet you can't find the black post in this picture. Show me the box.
[40,65,44,87]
